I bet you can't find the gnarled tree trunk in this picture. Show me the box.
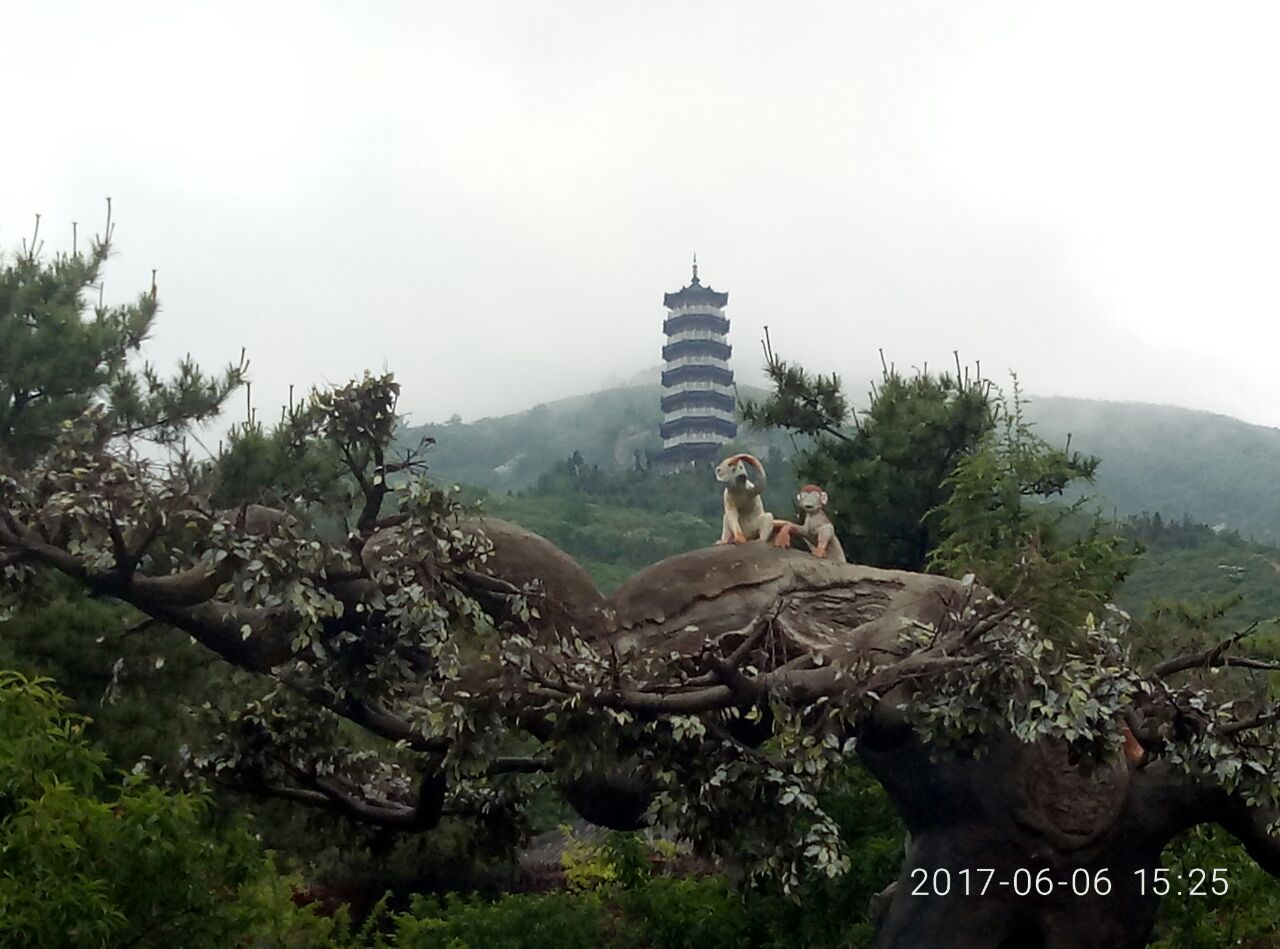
[472,526,1274,949]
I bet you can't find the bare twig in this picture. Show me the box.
[1152,623,1261,678]
[1219,707,1280,738]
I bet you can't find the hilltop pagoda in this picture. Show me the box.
[658,256,736,467]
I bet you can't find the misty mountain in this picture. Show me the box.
[1029,397,1280,542]
[404,382,800,491]
[403,385,1280,542]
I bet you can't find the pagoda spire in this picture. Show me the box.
[691,252,699,284]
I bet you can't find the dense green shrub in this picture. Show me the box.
[616,877,753,949]
[375,862,881,949]
[0,670,332,948]
[390,891,606,949]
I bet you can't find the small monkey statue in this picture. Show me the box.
[772,484,846,563]
[714,453,775,545]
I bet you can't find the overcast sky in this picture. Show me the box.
[5,0,1279,433]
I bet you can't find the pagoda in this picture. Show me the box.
[658,256,737,467]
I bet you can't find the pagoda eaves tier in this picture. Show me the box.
[662,279,728,309]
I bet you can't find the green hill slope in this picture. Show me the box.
[1027,397,1280,543]
[1118,517,1280,623]
[477,493,718,593]
[405,384,1280,542]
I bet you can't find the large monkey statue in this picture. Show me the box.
[772,483,846,563]
[714,453,775,545]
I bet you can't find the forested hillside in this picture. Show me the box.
[407,383,1280,541]
[1030,397,1280,543]
[1120,514,1280,624]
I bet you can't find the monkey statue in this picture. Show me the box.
[771,483,846,563]
[714,453,775,545]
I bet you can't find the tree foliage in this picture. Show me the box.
[0,204,245,469]
[0,670,335,948]
[928,379,1138,635]
[741,344,993,571]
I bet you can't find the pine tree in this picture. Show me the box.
[740,343,993,571]
[0,201,245,469]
